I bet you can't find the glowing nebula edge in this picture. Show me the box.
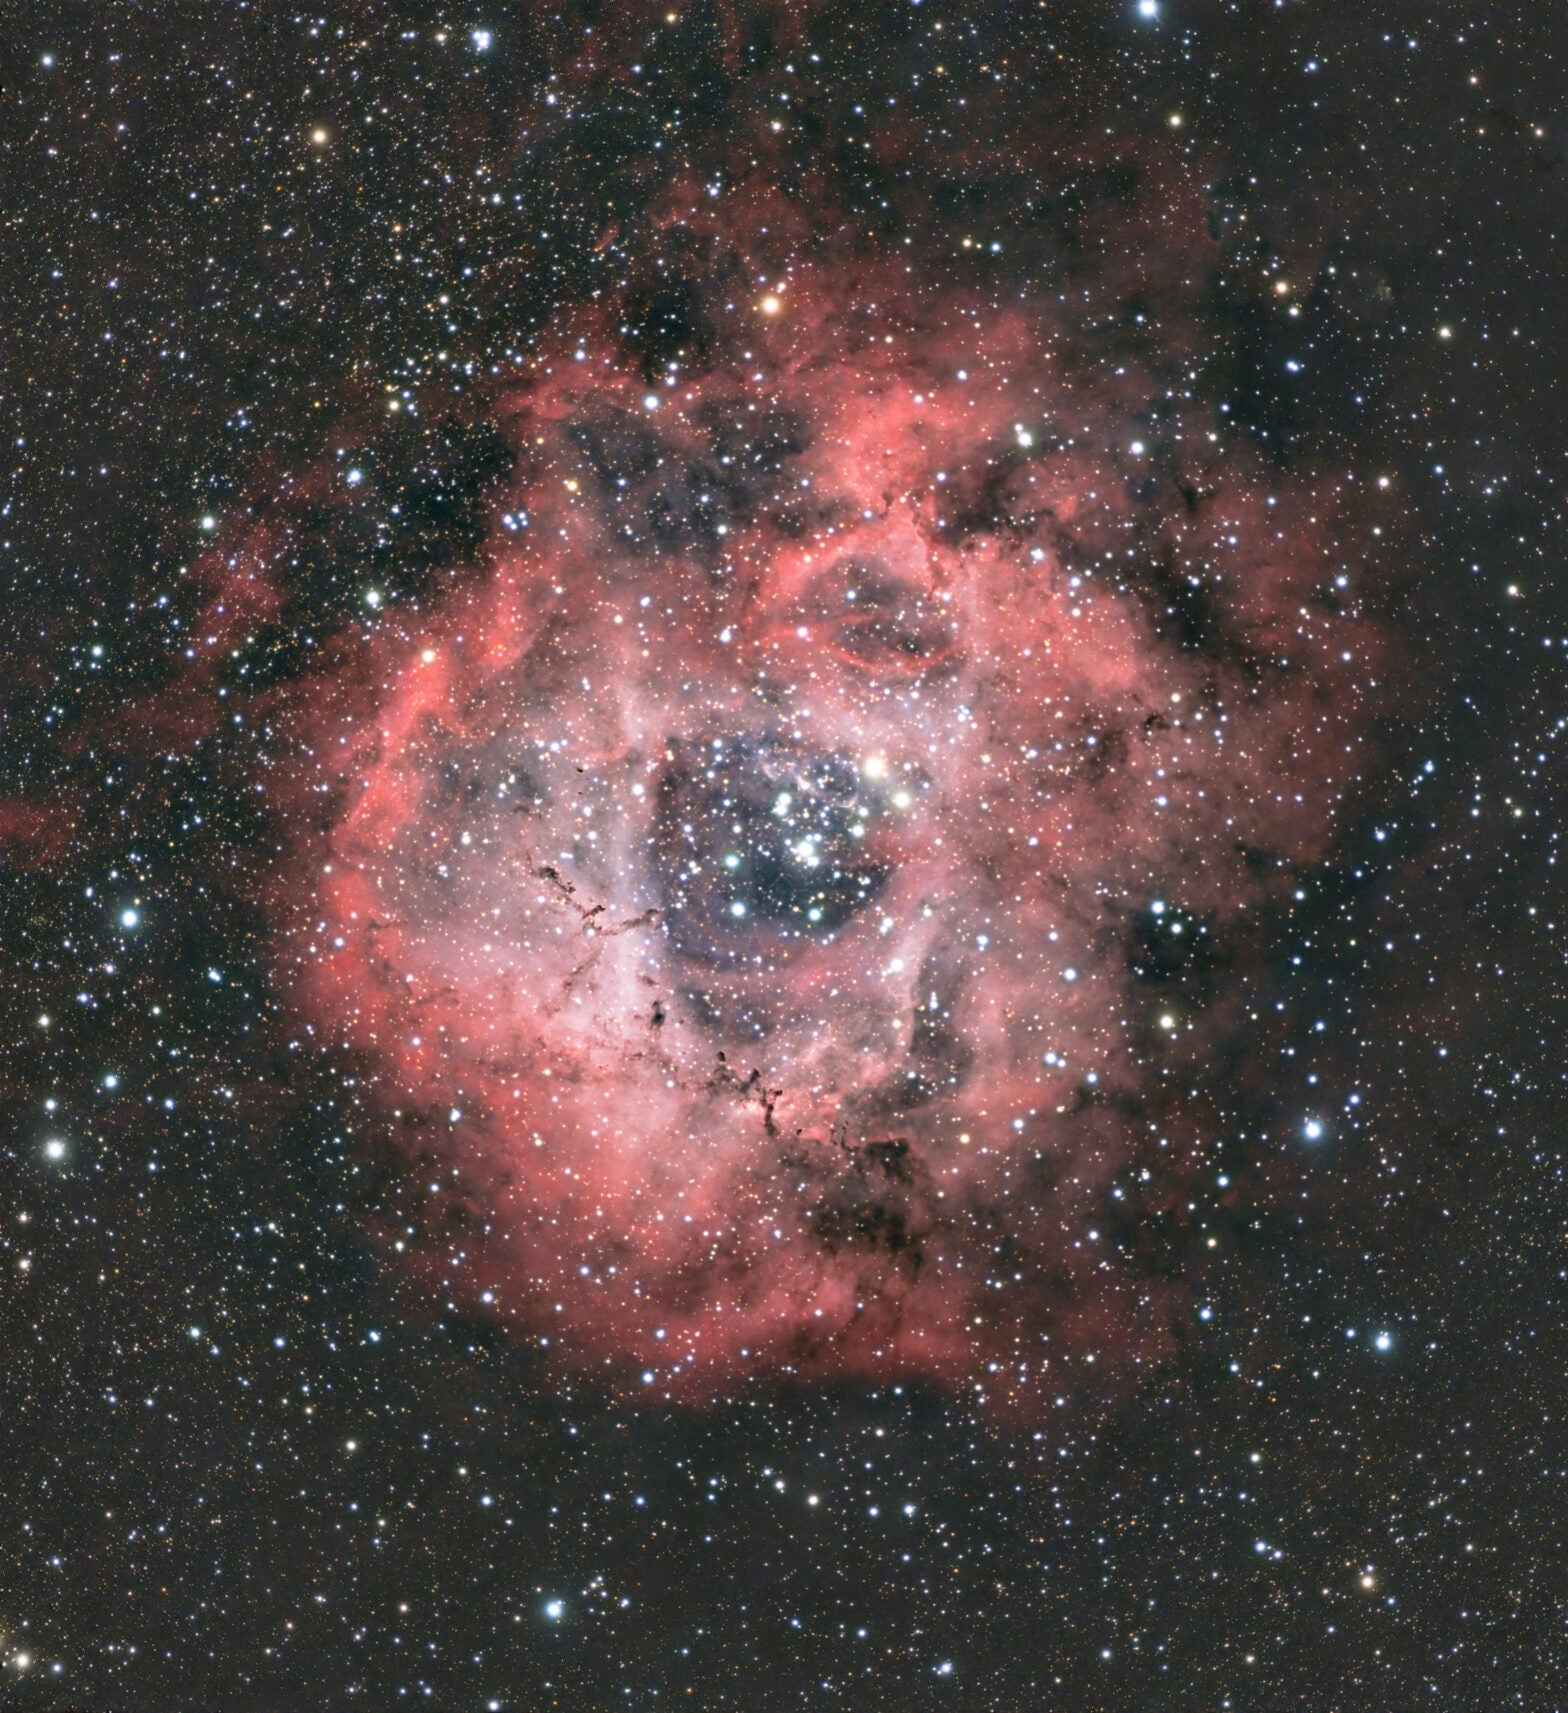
[160,165,1382,1415]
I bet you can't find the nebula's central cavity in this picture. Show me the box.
[277,252,1373,1406]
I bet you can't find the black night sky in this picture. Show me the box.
[4,4,1568,1708]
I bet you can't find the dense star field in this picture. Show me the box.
[4,2,1568,1707]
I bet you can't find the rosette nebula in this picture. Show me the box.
[268,219,1376,1408]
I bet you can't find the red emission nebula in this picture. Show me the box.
[237,200,1379,1411]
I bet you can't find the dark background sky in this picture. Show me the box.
[4,2,1568,1707]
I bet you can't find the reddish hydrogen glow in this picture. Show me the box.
[0,800,71,870]
[262,248,1377,1408]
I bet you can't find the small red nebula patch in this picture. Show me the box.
[0,799,71,870]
